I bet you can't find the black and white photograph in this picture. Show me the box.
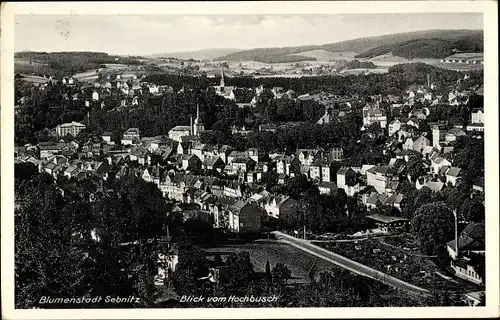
[1,1,498,319]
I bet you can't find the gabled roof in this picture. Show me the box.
[337,167,353,175]
[447,222,485,251]
[446,166,461,177]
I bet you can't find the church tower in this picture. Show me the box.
[219,66,225,91]
[193,103,205,136]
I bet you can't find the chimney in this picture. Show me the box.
[427,74,431,89]
[190,116,193,135]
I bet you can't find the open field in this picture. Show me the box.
[289,50,357,61]
[205,240,341,284]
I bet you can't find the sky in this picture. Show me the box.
[14,13,483,56]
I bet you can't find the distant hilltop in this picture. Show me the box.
[149,48,242,61]
[213,29,483,63]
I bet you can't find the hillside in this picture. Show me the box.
[14,51,143,78]
[215,29,483,62]
[289,50,357,61]
[151,48,242,61]
[356,31,483,59]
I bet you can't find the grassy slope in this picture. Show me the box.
[216,29,483,62]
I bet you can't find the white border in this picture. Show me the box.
[1,2,498,319]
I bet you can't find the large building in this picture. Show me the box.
[56,122,86,137]
[362,104,387,129]
[440,52,484,65]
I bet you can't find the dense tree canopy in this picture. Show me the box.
[411,202,455,256]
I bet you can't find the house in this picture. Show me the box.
[227,151,248,164]
[471,108,484,124]
[101,132,114,145]
[246,148,262,163]
[39,143,66,159]
[447,222,485,260]
[121,128,141,146]
[337,167,356,190]
[181,154,202,171]
[416,176,445,192]
[231,157,256,173]
[472,177,484,195]
[224,181,243,198]
[447,222,485,285]
[403,137,415,150]
[318,181,338,195]
[297,149,322,166]
[366,214,409,233]
[276,156,301,176]
[362,104,387,129]
[227,200,261,234]
[327,147,344,161]
[316,106,336,125]
[56,122,86,137]
[445,166,462,186]
[445,128,466,143]
[168,126,192,143]
[203,156,225,172]
[412,135,431,153]
[431,124,447,148]
[259,123,278,132]
[218,145,235,164]
[366,165,398,194]
[310,159,335,182]
[277,173,286,185]
[388,119,401,136]
[64,165,80,179]
[430,154,452,174]
[262,195,300,219]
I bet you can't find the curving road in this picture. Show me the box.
[272,231,431,297]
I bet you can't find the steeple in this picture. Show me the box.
[220,66,225,89]
[193,103,204,136]
[194,103,200,124]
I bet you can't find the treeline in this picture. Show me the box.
[345,59,377,69]
[144,63,469,97]
[15,51,144,78]
[355,37,483,59]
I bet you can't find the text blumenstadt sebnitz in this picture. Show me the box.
[39,295,140,304]
[38,295,278,305]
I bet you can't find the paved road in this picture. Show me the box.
[272,231,430,297]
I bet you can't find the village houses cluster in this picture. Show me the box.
[15,67,485,288]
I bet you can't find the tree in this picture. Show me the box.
[411,202,454,255]
[459,197,485,223]
[224,252,254,289]
[406,155,425,182]
[272,263,292,285]
[265,260,272,281]
[15,174,88,308]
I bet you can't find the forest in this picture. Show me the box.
[355,36,483,59]
[14,51,144,78]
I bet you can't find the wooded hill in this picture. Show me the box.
[215,29,483,63]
